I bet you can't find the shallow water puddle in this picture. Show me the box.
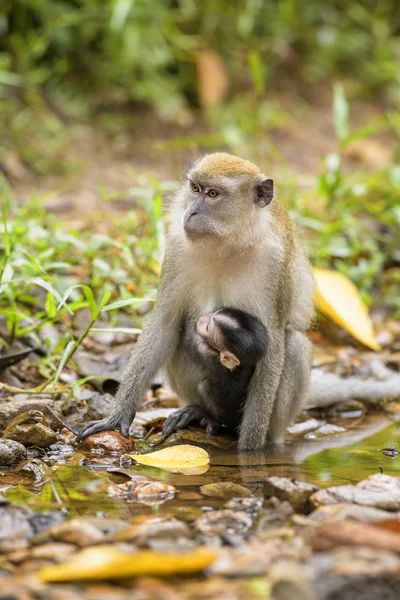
[3,415,399,517]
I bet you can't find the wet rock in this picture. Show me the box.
[195,509,252,538]
[270,560,315,600]
[305,423,347,439]
[0,506,33,541]
[288,418,325,436]
[28,510,65,536]
[376,446,399,458]
[109,480,176,505]
[0,438,27,467]
[326,546,400,576]
[225,497,263,518]
[327,399,366,419]
[200,482,252,499]
[77,430,133,453]
[263,477,319,512]
[309,503,400,524]
[47,518,105,546]
[57,427,76,444]
[15,458,51,484]
[0,539,28,555]
[47,442,75,460]
[116,518,191,547]
[0,397,64,431]
[60,390,115,431]
[256,497,294,532]
[310,473,400,511]
[209,546,269,577]
[3,410,57,448]
[312,519,400,553]
[30,542,77,563]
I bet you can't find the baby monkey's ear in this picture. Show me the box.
[220,350,240,371]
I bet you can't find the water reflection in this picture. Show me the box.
[2,414,398,517]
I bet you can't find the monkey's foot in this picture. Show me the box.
[162,406,220,438]
[76,412,134,442]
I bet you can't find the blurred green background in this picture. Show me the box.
[1,0,400,327]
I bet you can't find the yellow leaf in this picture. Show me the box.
[194,50,229,110]
[38,546,216,582]
[129,444,210,474]
[313,268,381,351]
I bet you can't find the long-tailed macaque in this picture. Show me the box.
[162,308,268,437]
[78,153,314,449]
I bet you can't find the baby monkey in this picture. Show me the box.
[162,308,268,438]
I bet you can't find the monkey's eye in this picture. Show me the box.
[207,189,219,199]
[191,182,200,193]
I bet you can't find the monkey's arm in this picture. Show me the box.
[77,260,183,441]
[238,330,285,450]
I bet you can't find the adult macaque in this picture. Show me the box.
[162,308,268,437]
[78,153,314,449]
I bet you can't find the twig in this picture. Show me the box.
[45,405,78,436]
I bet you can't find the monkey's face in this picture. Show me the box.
[182,154,274,242]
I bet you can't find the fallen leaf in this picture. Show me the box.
[313,268,381,351]
[38,546,216,581]
[129,444,210,475]
[194,49,229,109]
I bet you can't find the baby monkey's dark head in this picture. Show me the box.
[196,308,268,371]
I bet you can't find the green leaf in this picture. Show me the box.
[89,327,141,334]
[56,284,96,317]
[98,287,112,312]
[53,340,76,386]
[333,83,349,141]
[45,292,57,319]
[101,297,153,312]
[82,286,98,321]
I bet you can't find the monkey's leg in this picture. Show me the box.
[238,331,285,450]
[162,405,216,438]
[267,330,311,444]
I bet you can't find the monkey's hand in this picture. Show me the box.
[76,412,133,442]
[162,405,219,438]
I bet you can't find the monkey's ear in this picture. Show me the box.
[220,351,240,371]
[255,178,274,207]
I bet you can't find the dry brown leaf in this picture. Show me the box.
[195,50,229,109]
[313,268,380,351]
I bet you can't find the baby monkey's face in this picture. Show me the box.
[196,312,240,371]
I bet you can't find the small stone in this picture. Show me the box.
[0,438,27,467]
[327,399,366,419]
[305,423,347,439]
[309,503,399,524]
[77,430,133,453]
[200,482,252,499]
[263,477,319,512]
[310,473,400,511]
[15,459,51,484]
[195,509,252,537]
[49,518,105,546]
[3,410,56,448]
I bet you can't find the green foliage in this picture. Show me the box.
[0,184,163,387]
[1,1,400,142]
